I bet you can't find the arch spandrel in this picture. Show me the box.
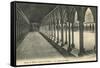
[77,7,96,23]
[89,7,97,23]
[64,6,74,22]
[74,7,86,22]
[85,8,94,23]
[69,7,76,23]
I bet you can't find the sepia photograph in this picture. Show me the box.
[11,1,97,66]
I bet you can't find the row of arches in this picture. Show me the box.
[40,5,97,55]
[16,8,30,48]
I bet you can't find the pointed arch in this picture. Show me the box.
[85,8,94,23]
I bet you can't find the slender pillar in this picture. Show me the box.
[50,19,52,39]
[51,20,53,40]
[65,22,67,44]
[57,8,60,44]
[78,19,85,55]
[61,21,64,47]
[93,24,94,32]
[90,24,91,31]
[54,15,57,42]
[53,16,56,41]
[92,24,94,32]
[60,7,64,47]
[49,22,51,39]
[57,19,59,43]
[67,21,72,52]
[71,21,75,48]
[49,21,50,38]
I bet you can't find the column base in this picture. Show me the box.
[61,43,64,47]
[58,41,62,46]
[67,47,72,53]
[56,40,59,44]
[71,43,75,48]
[78,48,85,56]
[65,41,67,44]
[54,39,57,43]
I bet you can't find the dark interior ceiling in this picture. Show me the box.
[16,3,56,24]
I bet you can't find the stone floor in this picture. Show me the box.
[16,32,96,65]
[16,32,65,64]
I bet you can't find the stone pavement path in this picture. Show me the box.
[16,32,96,65]
[16,32,65,60]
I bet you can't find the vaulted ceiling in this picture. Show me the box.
[16,2,56,24]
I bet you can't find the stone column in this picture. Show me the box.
[54,14,56,42]
[57,18,59,44]
[60,7,64,47]
[67,21,71,52]
[78,19,85,55]
[71,21,75,48]
[65,22,68,44]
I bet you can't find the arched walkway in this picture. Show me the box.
[40,6,97,56]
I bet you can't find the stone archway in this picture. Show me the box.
[84,7,96,51]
